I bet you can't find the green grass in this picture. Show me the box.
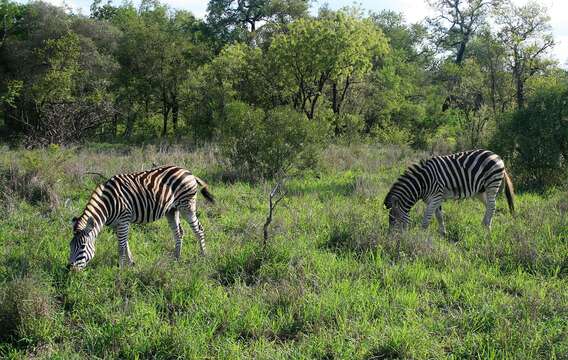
[0,143,567,359]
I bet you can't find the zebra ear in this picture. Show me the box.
[71,216,79,226]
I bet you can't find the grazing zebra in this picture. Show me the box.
[384,149,514,235]
[68,165,215,270]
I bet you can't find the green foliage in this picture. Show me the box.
[270,12,389,119]
[206,0,309,47]
[32,32,81,105]
[0,0,565,192]
[219,101,326,179]
[333,113,365,142]
[370,123,413,146]
[0,80,22,108]
[491,83,568,190]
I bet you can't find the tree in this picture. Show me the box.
[361,10,436,141]
[0,0,25,50]
[0,2,118,143]
[496,1,555,109]
[90,0,118,21]
[427,0,501,65]
[467,28,512,115]
[270,12,388,120]
[206,0,308,46]
[110,1,205,138]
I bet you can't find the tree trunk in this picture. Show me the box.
[308,94,319,120]
[169,88,179,132]
[515,72,524,109]
[172,99,179,132]
[112,112,119,138]
[124,112,134,139]
[331,76,351,115]
[331,82,339,114]
[455,40,467,65]
[162,105,171,137]
[512,48,525,109]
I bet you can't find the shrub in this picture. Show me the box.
[491,83,568,190]
[333,113,365,143]
[370,123,412,146]
[219,102,327,179]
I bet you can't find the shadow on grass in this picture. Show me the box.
[213,246,270,287]
[366,344,409,360]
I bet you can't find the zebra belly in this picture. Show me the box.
[442,188,468,200]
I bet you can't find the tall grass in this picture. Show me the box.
[0,143,567,359]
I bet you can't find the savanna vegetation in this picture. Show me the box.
[1,0,567,358]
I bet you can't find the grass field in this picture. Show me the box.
[0,143,567,359]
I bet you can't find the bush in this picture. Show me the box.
[333,113,365,143]
[491,84,568,190]
[219,102,327,179]
[370,123,412,146]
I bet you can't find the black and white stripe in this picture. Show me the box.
[68,165,215,270]
[384,149,515,234]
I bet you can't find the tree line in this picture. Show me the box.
[0,0,566,188]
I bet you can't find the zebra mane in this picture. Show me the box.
[74,183,107,232]
[402,160,427,178]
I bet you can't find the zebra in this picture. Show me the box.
[67,165,215,270]
[384,149,514,235]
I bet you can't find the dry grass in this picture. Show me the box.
[0,164,60,214]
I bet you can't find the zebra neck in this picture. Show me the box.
[400,195,419,211]
[78,205,108,232]
[86,222,104,242]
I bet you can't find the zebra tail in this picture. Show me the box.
[503,170,515,215]
[194,176,215,204]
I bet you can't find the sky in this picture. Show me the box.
[35,0,568,66]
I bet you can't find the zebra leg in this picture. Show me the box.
[182,199,207,256]
[422,198,442,231]
[477,192,487,205]
[482,188,499,230]
[167,209,184,260]
[435,205,447,237]
[116,222,134,267]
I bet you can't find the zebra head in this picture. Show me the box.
[384,189,410,233]
[68,216,97,271]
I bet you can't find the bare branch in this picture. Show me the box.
[263,178,287,247]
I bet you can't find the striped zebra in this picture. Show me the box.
[68,165,215,270]
[384,149,514,235]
